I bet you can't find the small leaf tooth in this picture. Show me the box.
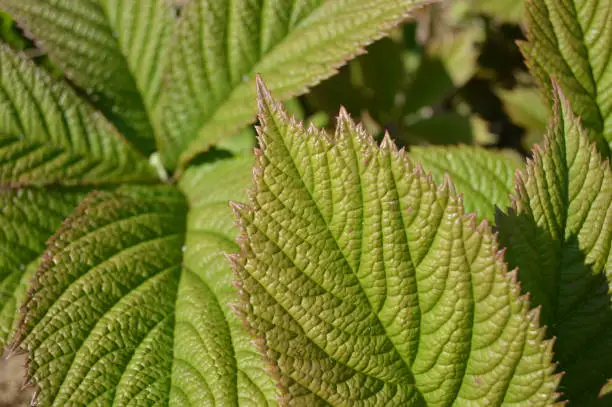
[380,132,392,150]
[225,252,240,267]
[338,106,351,121]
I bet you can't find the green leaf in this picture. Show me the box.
[0,0,175,154]
[521,0,612,158]
[232,78,560,405]
[496,84,612,405]
[157,0,433,170]
[16,165,278,405]
[403,23,482,115]
[401,113,496,146]
[410,146,523,222]
[496,86,549,149]
[0,45,156,186]
[472,0,524,24]
[497,87,548,133]
[0,188,87,347]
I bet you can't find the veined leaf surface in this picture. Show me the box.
[232,79,560,405]
[0,188,87,347]
[497,85,612,405]
[0,0,175,154]
[16,158,278,406]
[0,45,156,186]
[410,146,523,222]
[521,0,612,158]
[157,0,433,170]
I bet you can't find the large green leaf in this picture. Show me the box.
[0,0,175,154]
[157,0,432,170]
[521,0,612,158]
[0,45,156,186]
[15,159,278,405]
[0,188,87,347]
[410,146,523,222]
[232,79,560,405]
[496,85,612,405]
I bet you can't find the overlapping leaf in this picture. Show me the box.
[410,146,523,221]
[0,0,175,153]
[0,188,86,347]
[497,85,612,405]
[15,158,277,405]
[232,79,560,405]
[157,0,433,170]
[0,45,156,186]
[521,0,612,158]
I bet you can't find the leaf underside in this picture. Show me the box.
[0,0,175,154]
[157,0,433,170]
[0,45,156,186]
[16,156,277,406]
[521,0,612,159]
[497,84,612,406]
[409,146,523,222]
[232,79,560,406]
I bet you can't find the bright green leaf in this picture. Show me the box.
[232,78,560,405]
[16,166,277,405]
[521,0,612,158]
[157,0,432,170]
[0,45,156,186]
[0,0,175,154]
[410,145,523,222]
[0,188,87,347]
[496,84,612,405]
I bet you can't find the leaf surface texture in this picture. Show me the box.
[157,0,432,169]
[0,45,156,186]
[0,188,86,347]
[17,159,278,405]
[521,0,612,158]
[497,85,612,405]
[232,79,560,406]
[410,146,522,221]
[0,0,175,153]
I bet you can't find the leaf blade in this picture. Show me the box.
[0,0,175,153]
[16,168,277,405]
[0,45,156,186]
[410,146,523,222]
[232,78,560,405]
[521,0,612,158]
[496,84,612,405]
[0,188,87,347]
[157,0,433,170]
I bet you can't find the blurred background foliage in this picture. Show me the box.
[0,0,548,164]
